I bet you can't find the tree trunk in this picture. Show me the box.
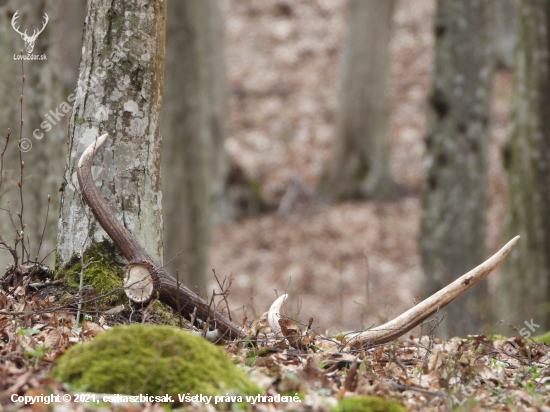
[499,0,550,329]
[56,0,165,269]
[162,0,227,293]
[493,0,517,70]
[56,0,87,93]
[420,0,494,338]
[318,0,398,201]
[0,1,64,269]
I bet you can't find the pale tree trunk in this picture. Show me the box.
[499,0,550,329]
[0,1,64,269]
[162,0,228,293]
[420,0,494,338]
[56,0,165,268]
[318,0,398,201]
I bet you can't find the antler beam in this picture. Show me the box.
[266,238,519,346]
[347,235,519,345]
[77,134,244,340]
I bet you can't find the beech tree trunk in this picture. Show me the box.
[56,0,165,267]
[0,1,64,269]
[499,0,550,328]
[162,0,227,293]
[420,0,494,338]
[318,0,398,200]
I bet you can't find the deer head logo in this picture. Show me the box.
[11,11,49,54]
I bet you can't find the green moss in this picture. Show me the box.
[55,240,125,308]
[533,331,550,344]
[53,324,261,397]
[334,396,408,412]
[75,116,85,125]
[150,301,180,327]
[490,334,509,342]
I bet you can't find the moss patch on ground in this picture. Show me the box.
[55,240,125,308]
[53,324,261,397]
[334,396,409,412]
[534,331,550,344]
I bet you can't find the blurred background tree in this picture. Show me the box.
[499,0,550,330]
[162,0,261,293]
[0,0,64,268]
[162,0,226,293]
[318,0,398,201]
[420,0,494,338]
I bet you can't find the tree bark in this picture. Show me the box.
[493,0,517,70]
[318,0,398,201]
[162,0,227,293]
[0,1,64,269]
[420,0,494,338]
[499,0,550,328]
[56,0,165,267]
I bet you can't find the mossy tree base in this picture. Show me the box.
[55,239,126,309]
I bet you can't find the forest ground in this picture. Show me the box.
[211,0,512,335]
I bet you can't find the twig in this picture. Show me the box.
[212,269,232,321]
[0,128,12,193]
[17,50,27,265]
[176,270,182,329]
[35,194,51,260]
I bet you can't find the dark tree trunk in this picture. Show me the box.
[420,0,494,338]
[499,0,550,329]
[162,0,228,293]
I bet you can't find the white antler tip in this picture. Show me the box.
[267,294,288,335]
[78,133,109,167]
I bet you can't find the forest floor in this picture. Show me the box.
[211,0,512,336]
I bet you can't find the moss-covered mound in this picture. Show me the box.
[53,324,261,397]
[334,396,409,412]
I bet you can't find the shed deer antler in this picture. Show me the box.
[77,134,244,339]
[11,11,49,54]
[79,135,519,344]
[268,236,519,345]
